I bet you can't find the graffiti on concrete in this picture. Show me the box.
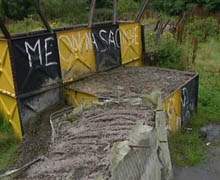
[181,77,198,126]
[11,34,61,95]
[92,24,121,71]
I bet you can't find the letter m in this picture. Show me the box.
[25,39,42,68]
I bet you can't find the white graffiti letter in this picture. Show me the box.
[25,39,42,68]
[182,88,188,107]
[99,30,107,53]
[45,37,57,67]
[109,30,116,49]
[134,26,139,45]
[115,28,120,48]
[92,33,99,52]
[86,32,93,52]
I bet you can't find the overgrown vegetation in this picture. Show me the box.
[151,14,220,166]
[0,0,34,20]
[168,37,220,166]
[150,0,220,15]
[154,39,184,70]
[0,0,220,170]
[184,16,219,42]
[169,132,205,166]
[0,113,19,169]
[143,5,220,165]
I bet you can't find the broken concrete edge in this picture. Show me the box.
[50,91,173,180]
[111,91,173,180]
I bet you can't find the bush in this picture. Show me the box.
[154,39,184,70]
[7,15,45,34]
[184,16,219,41]
[150,0,207,15]
[151,0,189,15]
[205,0,220,12]
[118,0,139,18]
[0,0,34,20]
[40,0,89,24]
[94,8,113,22]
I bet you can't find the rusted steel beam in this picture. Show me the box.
[162,19,170,32]
[33,0,52,32]
[0,18,11,39]
[129,145,150,149]
[176,11,186,28]
[88,0,96,28]
[112,0,118,25]
[135,0,150,22]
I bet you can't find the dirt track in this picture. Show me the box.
[12,66,196,179]
[68,66,194,100]
[15,103,154,180]
[14,104,64,168]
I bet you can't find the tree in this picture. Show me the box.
[0,0,34,20]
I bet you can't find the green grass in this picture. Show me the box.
[196,38,220,123]
[0,113,19,170]
[0,15,72,36]
[169,132,205,166]
[168,37,220,166]
[0,13,219,169]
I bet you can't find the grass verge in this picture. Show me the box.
[168,37,220,166]
[0,113,19,170]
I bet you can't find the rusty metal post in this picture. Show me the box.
[88,0,96,28]
[112,0,117,25]
[0,18,11,39]
[135,0,150,22]
[33,0,52,32]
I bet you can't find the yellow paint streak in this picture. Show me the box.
[65,88,98,107]
[0,40,16,94]
[57,29,96,83]
[119,23,143,65]
[0,40,22,139]
[124,58,144,67]
[164,90,182,132]
[0,93,22,139]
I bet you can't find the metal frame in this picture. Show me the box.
[0,0,151,38]
[112,0,118,25]
[0,1,52,39]
[0,18,11,39]
[88,0,96,28]
[135,0,150,22]
[33,0,52,32]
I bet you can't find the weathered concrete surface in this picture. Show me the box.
[111,125,161,180]
[111,93,173,180]
[14,92,173,180]
[19,87,63,126]
[174,124,220,180]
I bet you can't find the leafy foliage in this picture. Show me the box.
[0,0,34,20]
[150,0,220,15]
[40,0,89,24]
[154,39,184,70]
[184,16,219,41]
[118,0,139,17]
[205,0,220,12]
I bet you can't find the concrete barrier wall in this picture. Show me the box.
[0,21,198,139]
